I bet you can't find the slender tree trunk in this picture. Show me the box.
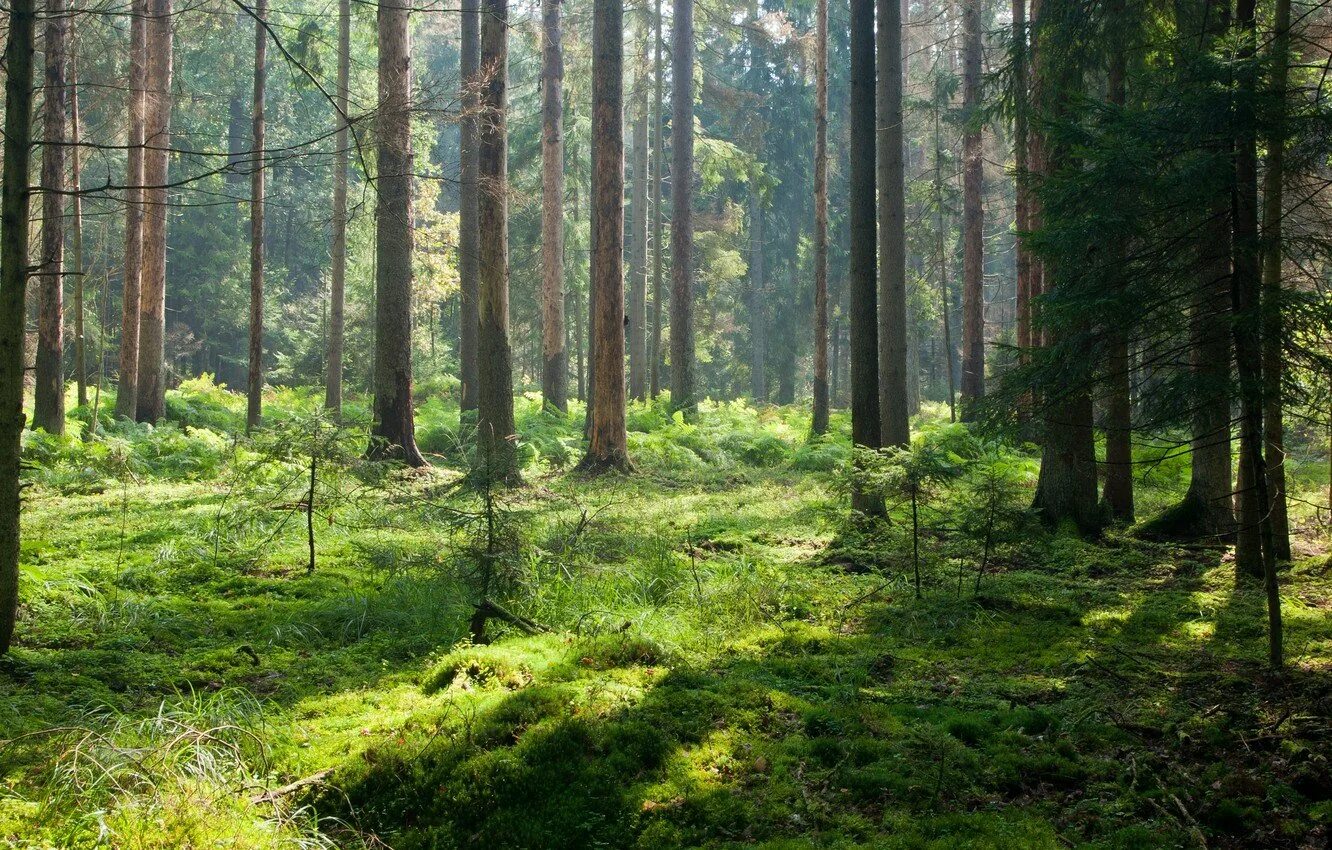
[1012,0,1031,365]
[477,0,519,482]
[459,0,481,415]
[669,0,695,417]
[34,0,68,435]
[0,0,36,654]
[877,0,908,447]
[1261,0,1292,560]
[247,0,266,432]
[326,0,350,417]
[649,0,665,398]
[850,0,881,512]
[934,110,957,423]
[541,0,567,412]
[958,0,984,419]
[135,0,172,423]
[902,0,920,418]
[116,0,146,420]
[579,0,630,473]
[1101,0,1133,521]
[70,47,86,409]
[748,184,767,403]
[370,0,425,466]
[628,32,649,402]
[811,0,829,435]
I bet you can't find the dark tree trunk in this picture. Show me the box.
[247,0,267,432]
[541,0,567,413]
[0,0,35,654]
[579,0,630,473]
[1012,0,1031,366]
[134,0,172,424]
[877,0,908,447]
[34,0,68,435]
[326,0,350,417]
[958,0,985,420]
[811,0,829,435]
[649,0,665,398]
[70,46,86,409]
[476,0,519,482]
[370,0,426,466]
[628,33,649,403]
[669,0,695,417]
[116,0,146,420]
[459,0,481,415]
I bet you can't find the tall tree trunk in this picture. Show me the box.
[811,0,829,436]
[579,0,630,473]
[247,0,266,432]
[70,45,86,409]
[1261,0,1292,561]
[459,0,481,415]
[1012,0,1031,365]
[934,109,957,423]
[877,0,908,447]
[370,0,425,466]
[0,0,36,654]
[902,0,920,418]
[649,0,665,398]
[748,184,766,403]
[326,0,350,417]
[669,0,695,417]
[135,0,172,423]
[850,0,881,512]
[628,31,649,402]
[34,0,68,435]
[958,0,984,419]
[1231,0,1281,669]
[116,0,146,420]
[541,0,567,412]
[477,0,519,482]
[1101,0,1133,521]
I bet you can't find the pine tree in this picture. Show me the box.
[34,0,68,435]
[541,0,567,413]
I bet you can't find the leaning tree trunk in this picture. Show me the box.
[326,0,350,417]
[628,38,649,403]
[459,0,481,415]
[540,0,567,413]
[579,0,630,473]
[877,0,908,447]
[116,0,146,420]
[34,0,68,435]
[135,0,172,424]
[958,0,985,421]
[476,0,519,483]
[370,0,426,466]
[1261,0,1292,561]
[669,0,695,417]
[811,0,829,436]
[247,0,267,432]
[0,0,35,654]
[649,0,665,398]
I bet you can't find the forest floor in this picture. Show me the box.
[1,381,1330,849]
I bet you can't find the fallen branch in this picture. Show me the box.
[251,769,333,804]
[469,598,550,642]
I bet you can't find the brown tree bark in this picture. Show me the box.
[459,0,481,415]
[34,0,68,435]
[116,0,146,421]
[850,0,881,512]
[134,0,172,424]
[540,0,567,413]
[70,45,86,409]
[649,0,665,398]
[628,28,649,403]
[958,0,985,420]
[325,0,350,417]
[934,109,957,423]
[369,0,425,466]
[877,0,908,447]
[811,0,829,436]
[579,0,631,473]
[748,183,766,404]
[669,0,695,417]
[247,0,267,432]
[477,0,519,482]
[1012,0,1031,364]
[0,0,36,654]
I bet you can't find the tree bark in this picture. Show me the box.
[0,0,36,654]
[326,0,350,417]
[370,0,426,466]
[579,0,631,473]
[877,0,908,447]
[850,0,881,512]
[541,0,567,413]
[748,184,766,404]
[628,29,649,403]
[1012,0,1031,365]
[649,0,665,398]
[958,0,984,420]
[116,0,146,420]
[70,45,86,409]
[477,0,519,482]
[459,0,481,415]
[1261,0,1291,561]
[811,0,829,435]
[669,0,695,417]
[934,109,957,423]
[247,0,267,432]
[34,0,68,435]
[135,0,172,424]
